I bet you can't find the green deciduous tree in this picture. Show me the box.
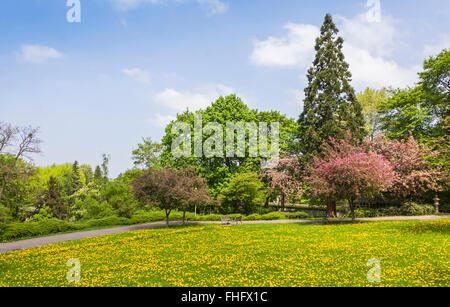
[101,180,137,218]
[0,155,36,219]
[36,163,86,198]
[218,172,265,215]
[378,87,433,141]
[132,167,212,226]
[161,94,298,197]
[378,50,449,200]
[357,88,390,141]
[0,125,41,203]
[80,164,94,185]
[420,49,450,121]
[379,49,449,143]
[132,137,164,169]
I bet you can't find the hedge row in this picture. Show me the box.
[0,210,313,242]
[346,202,436,218]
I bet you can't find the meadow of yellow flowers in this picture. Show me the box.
[0,219,448,287]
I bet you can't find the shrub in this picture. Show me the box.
[101,181,137,218]
[218,173,265,215]
[130,210,167,224]
[1,219,83,241]
[260,212,285,220]
[31,204,54,222]
[195,214,222,222]
[74,197,115,221]
[255,207,274,215]
[284,211,312,219]
[243,214,263,221]
[84,216,130,228]
[0,206,12,232]
[399,202,435,216]
[344,208,379,219]
[343,203,436,218]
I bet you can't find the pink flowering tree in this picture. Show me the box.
[307,137,394,220]
[371,134,444,202]
[261,156,303,210]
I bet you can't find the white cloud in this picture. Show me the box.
[109,0,161,11]
[108,0,228,15]
[286,88,305,111]
[197,0,229,16]
[121,68,151,84]
[288,88,305,102]
[154,84,234,113]
[250,12,419,89]
[148,113,176,128]
[339,13,419,88]
[424,35,450,56]
[18,44,62,64]
[337,14,396,58]
[343,44,419,89]
[250,23,319,68]
[149,84,234,128]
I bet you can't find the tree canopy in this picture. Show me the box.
[160,94,298,197]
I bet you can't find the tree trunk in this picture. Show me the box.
[326,199,337,218]
[349,200,355,221]
[165,209,170,227]
[0,176,7,201]
[281,193,285,212]
[264,195,270,208]
[0,158,18,202]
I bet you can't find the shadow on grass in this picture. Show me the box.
[395,221,450,235]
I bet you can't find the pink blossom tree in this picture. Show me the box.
[371,134,445,202]
[307,137,394,220]
[261,156,303,210]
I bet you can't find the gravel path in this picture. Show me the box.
[1,215,449,253]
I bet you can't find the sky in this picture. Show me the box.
[1,0,449,177]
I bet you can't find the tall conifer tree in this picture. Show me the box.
[298,14,366,217]
[71,161,82,194]
[298,14,366,158]
[44,176,68,220]
[94,165,103,180]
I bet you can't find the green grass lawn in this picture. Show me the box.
[0,219,448,287]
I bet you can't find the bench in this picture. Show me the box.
[221,215,232,226]
[221,215,243,226]
[234,216,243,224]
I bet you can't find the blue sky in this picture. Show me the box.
[1,0,449,176]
